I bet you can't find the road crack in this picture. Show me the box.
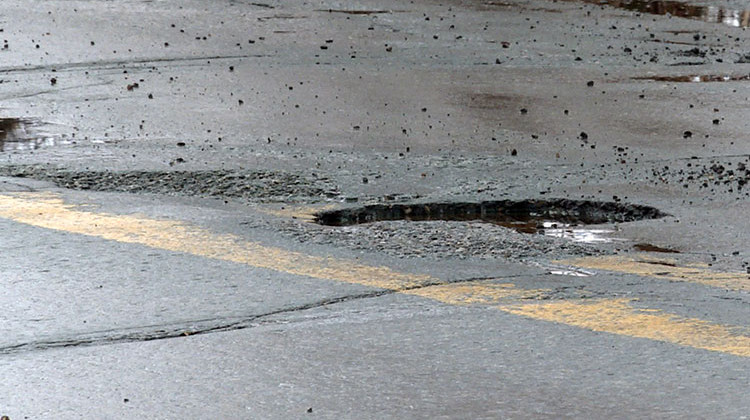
[0,275,512,355]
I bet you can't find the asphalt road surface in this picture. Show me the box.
[0,0,748,418]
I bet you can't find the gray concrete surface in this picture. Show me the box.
[0,0,748,418]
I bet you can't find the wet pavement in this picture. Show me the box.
[586,0,750,28]
[0,0,748,418]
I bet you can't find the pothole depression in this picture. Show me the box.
[314,199,667,240]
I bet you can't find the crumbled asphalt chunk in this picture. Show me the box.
[0,165,339,203]
[278,219,606,261]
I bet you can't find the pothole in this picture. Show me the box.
[0,118,69,152]
[315,199,667,243]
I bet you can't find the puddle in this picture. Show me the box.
[315,199,666,243]
[541,222,620,243]
[532,262,594,276]
[634,243,680,253]
[549,269,592,277]
[581,0,750,28]
[633,74,750,82]
[0,118,68,152]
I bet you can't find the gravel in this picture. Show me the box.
[0,165,340,203]
[278,218,608,261]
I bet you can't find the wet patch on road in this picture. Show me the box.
[0,118,70,152]
[465,93,518,110]
[578,0,750,28]
[0,165,339,203]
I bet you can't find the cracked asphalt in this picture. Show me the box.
[0,0,748,418]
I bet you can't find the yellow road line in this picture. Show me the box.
[0,193,430,290]
[256,204,335,222]
[408,281,750,358]
[559,255,750,291]
[0,192,748,357]
[499,299,750,358]
[404,281,551,304]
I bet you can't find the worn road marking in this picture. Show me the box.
[408,281,750,358]
[0,192,430,290]
[404,281,551,304]
[0,192,748,357]
[257,204,335,221]
[500,299,750,358]
[560,255,750,291]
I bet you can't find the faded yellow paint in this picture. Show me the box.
[0,193,430,290]
[404,281,550,304]
[257,204,336,222]
[0,192,748,358]
[500,299,750,358]
[560,255,750,291]
[406,280,750,357]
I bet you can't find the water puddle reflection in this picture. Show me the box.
[539,222,619,243]
[549,268,594,277]
[633,74,750,82]
[581,0,750,28]
[488,221,618,243]
[0,118,70,152]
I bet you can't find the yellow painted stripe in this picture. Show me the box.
[406,281,750,358]
[0,192,747,357]
[499,299,750,358]
[0,192,430,290]
[257,204,336,222]
[404,281,551,304]
[559,255,750,291]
